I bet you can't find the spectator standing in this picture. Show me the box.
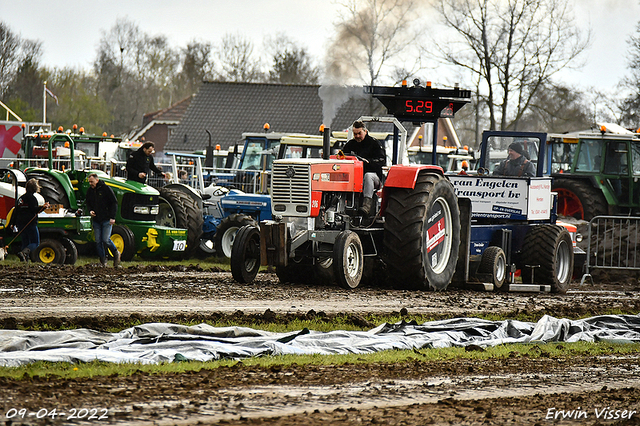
[178,170,189,184]
[15,178,48,262]
[126,141,165,184]
[86,173,120,267]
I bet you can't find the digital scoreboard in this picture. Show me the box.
[364,84,471,121]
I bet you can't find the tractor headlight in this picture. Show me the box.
[134,206,150,214]
[134,205,160,215]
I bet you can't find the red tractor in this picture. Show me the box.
[231,150,461,290]
[230,83,472,290]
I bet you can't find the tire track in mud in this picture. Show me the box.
[36,357,640,425]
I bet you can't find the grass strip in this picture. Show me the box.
[0,341,639,380]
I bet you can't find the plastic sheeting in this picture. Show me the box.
[1,314,639,367]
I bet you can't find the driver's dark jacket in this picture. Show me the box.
[126,147,163,183]
[342,134,386,179]
[493,155,535,177]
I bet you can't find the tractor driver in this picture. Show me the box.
[493,142,535,177]
[342,120,386,215]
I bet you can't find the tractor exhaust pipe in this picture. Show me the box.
[322,127,331,160]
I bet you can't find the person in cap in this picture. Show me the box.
[493,142,535,177]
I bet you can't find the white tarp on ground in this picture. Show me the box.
[1,314,639,367]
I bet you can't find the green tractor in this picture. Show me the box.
[21,131,193,260]
[0,168,93,264]
[548,124,640,220]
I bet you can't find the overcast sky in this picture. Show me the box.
[1,0,639,93]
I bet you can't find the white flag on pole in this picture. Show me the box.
[45,87,59,105]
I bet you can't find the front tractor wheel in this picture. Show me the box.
[333,231,363,289]
[383,172,460,290]
[230,225,261,283]
[215,214,258,259]
[32,239,66,264]
[110,225,136,261]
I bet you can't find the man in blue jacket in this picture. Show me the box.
[86,173,120,267]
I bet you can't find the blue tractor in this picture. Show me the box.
[162,151,272,259]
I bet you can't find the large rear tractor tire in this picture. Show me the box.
[31,239,66,264]
[157,187,204,259]
[383,172,460,290]
[478,246,507,290]
[111,225,136,261]
[553,178,608,221]
[215,214,258,259]
[26,171,71,209]
[333,231,363,289]
[520,225,573,293]
[230,225,261,283]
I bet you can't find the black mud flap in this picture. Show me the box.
[452,197,472,287]
[260,221,288,267]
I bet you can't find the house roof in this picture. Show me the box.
[123,96,194,142]
[143,95,194,126]
[164,81,390,152]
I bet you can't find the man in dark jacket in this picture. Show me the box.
[15,178,48,262]
[86,173,120,267]
[342,120,386,215]
[493,142,536,177]
[126,141,165,184]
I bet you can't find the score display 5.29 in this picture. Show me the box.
[397,98,455,119]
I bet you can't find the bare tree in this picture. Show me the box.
[517,82,591,132]
[47,67,112,133]
[265,34,320,84]
[4,39,44,121]
[94,18,179,133]
[215,33,264,82]
[435,0,590,130]
[177,40,215,96]
[0,21,21,99]
[620,21,640,129]
[326,0,425,85]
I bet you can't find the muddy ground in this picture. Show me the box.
[1,264,640,425]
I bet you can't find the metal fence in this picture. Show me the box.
[0,157,271,195]
[581,215,640,284]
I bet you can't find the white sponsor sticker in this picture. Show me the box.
[172,240,187,251]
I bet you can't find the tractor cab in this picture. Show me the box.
[547,124,640,220]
